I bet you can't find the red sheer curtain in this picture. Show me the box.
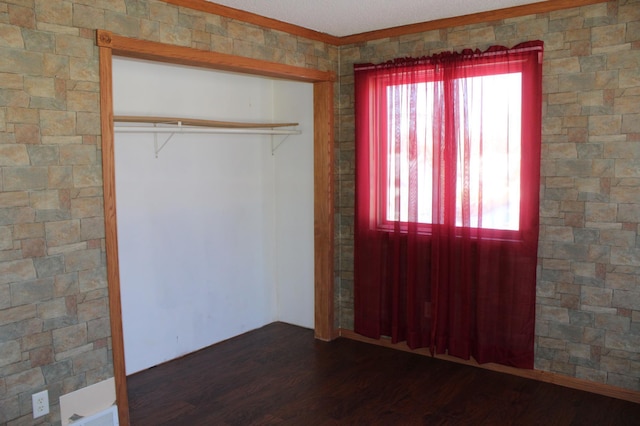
[354,42,543,368]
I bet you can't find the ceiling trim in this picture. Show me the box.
[340,0,609,45]
[161,0,341,45]
[162,0,609,46]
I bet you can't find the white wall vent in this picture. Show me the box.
[71,406,119,426]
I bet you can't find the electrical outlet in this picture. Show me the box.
[32,390,49,419]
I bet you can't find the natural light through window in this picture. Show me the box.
[384,72,522,231]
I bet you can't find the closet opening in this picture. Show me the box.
[113,57,315,376]
[97,30,335,425]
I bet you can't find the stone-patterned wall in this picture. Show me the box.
[2,0,639,423]
[0,1,337,424]
[336,0,640,391]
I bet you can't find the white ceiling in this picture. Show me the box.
[207,0,548,37]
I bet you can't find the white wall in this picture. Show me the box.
[272,80,315,326]
[113,58,313,374]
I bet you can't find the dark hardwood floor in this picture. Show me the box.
[127,322,640,425]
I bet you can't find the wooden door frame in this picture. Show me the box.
[97,30,336,425]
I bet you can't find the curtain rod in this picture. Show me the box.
[354,42,543,71]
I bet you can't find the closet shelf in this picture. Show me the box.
[113,115,301,135]
[113,115,301,157]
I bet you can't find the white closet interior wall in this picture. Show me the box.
[112,58,314,374]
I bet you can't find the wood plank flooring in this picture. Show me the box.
[127,322,640,425]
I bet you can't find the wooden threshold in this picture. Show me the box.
[340,328,640,405]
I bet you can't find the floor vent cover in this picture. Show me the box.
[71,406,118,426]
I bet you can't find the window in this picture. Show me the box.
[355,44,544,241]
[383,72,523,231]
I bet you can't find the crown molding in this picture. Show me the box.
[161,0,341,45]
[339,0,609,45]
[163,0,609,46]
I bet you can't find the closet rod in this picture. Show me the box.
[114,126,301,135]
[114,115,298,128]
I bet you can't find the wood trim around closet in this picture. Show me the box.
[97,30,336,425]
[314,81,336,341]
[96,30,335,83]
[99,44,130,426]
